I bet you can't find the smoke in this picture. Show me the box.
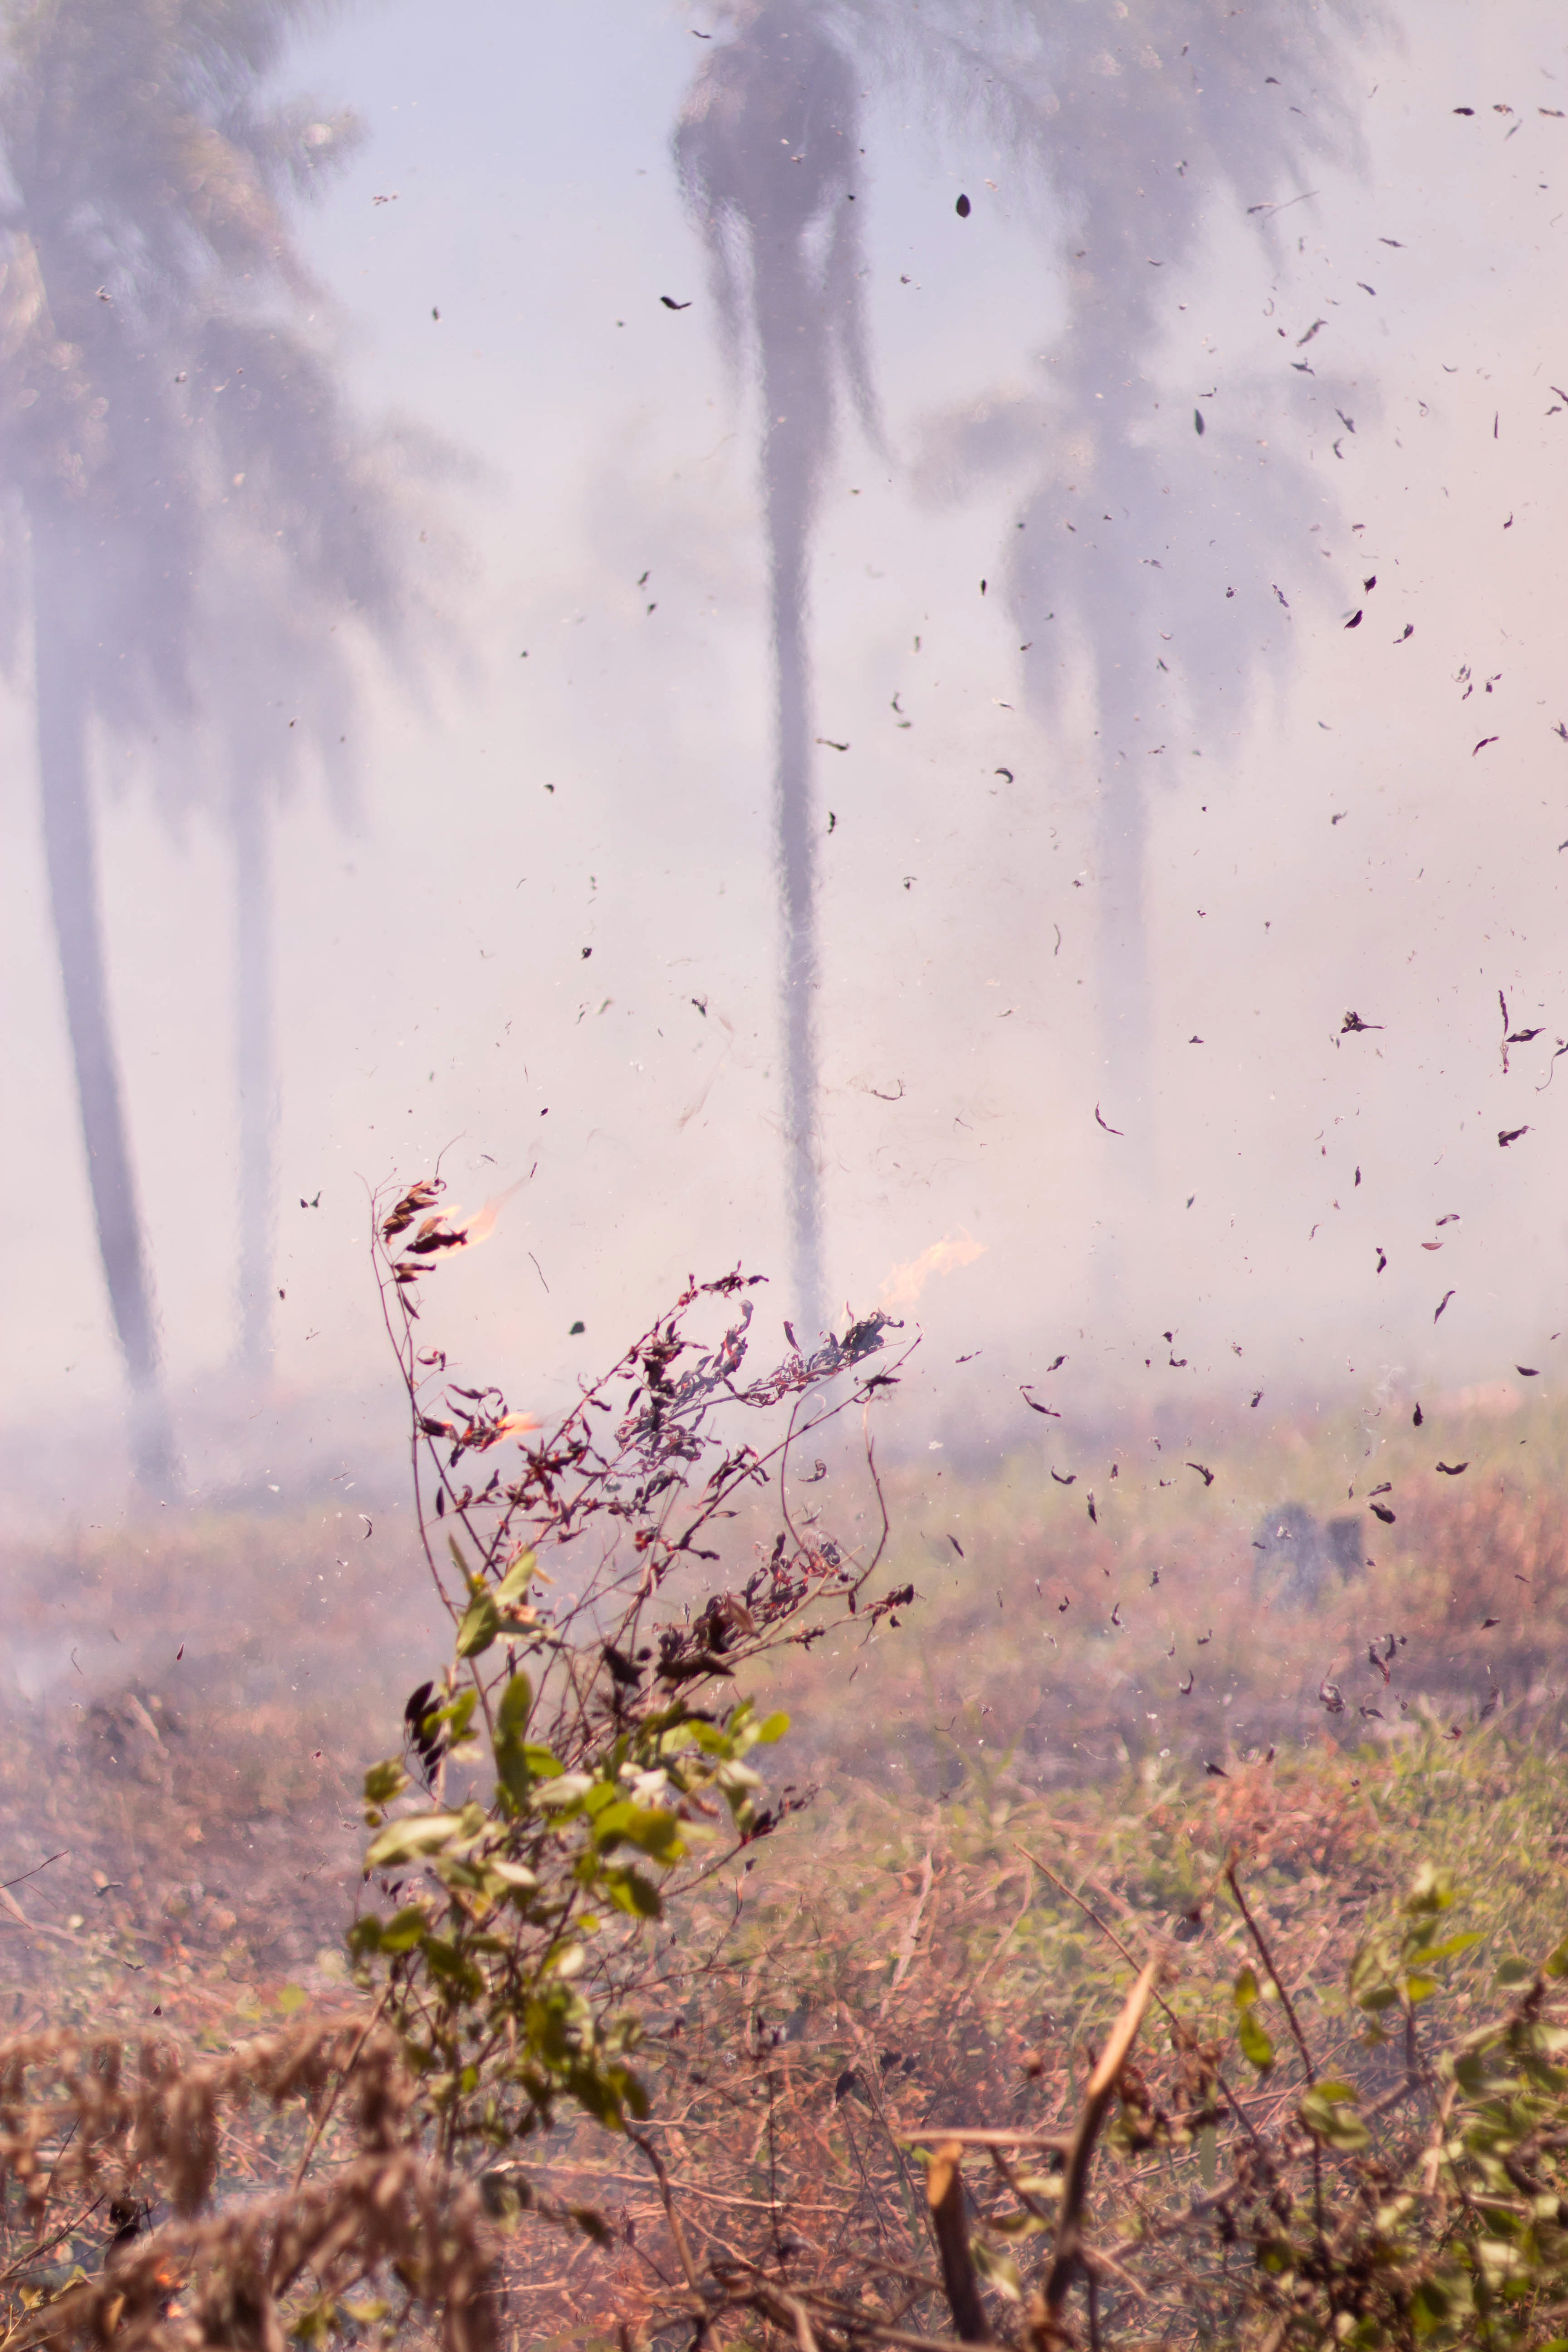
[0,0,451,1458]
[843,0,1378,1147]
[6,0,1568,1538]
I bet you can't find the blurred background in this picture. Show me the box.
[1,0,1566,1702]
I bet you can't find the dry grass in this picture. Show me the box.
[0,2018,493,2352]
[0,1500,444,2041]
[1,1384,1566,2350]
[474,1717,1568,2346]
[760,1389,1568,1787]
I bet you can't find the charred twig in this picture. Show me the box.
[1039,1961,1158,2335]
[924,2145,991,2343]
[628,2127,702,2298]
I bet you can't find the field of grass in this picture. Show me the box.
[1,1377,1566,2347]
[2,1379,1563,2022]
[761,1383,1568,1788]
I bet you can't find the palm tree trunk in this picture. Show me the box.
[1093,637,1152,1148]
[33,533,176,1488]
[1084,612,1155,1321]
[232,786,275,1376]
[759,264,827,1347]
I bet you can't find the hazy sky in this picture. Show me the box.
[4,0,1568,1510]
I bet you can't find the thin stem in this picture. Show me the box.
[291,1992,392,2191]
[1223,1862,1315,2086]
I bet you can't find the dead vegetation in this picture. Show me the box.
[1,1186,1566,2351]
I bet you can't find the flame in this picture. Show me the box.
[450,1177,529,1250]
[877,1228,986,1312]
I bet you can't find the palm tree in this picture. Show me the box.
[679,0,1369,1183]
[178,334,434,1379]
[0,0,421,1461]
[955,0,1371,1129]
[676,2,878,1346]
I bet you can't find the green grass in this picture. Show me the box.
[4,1411,1567,2347]
[758,1388,1568,1788]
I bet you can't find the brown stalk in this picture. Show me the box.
[880,1851,935,2014]
[925,2142,991,2342]
[782,2291,822,2352]
[629,2127,703,2297]
[745,2292,975,2352]
[1225,1857,1332,2303]
[1016,1837,1264,2155]
[1036,1960,1159,2339]
[899,2129,1072,2153]
[290,1987,393,2190]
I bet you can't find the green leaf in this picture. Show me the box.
[456,1583,502,1658]
[441,1689,478,1741]
[1299,2082,1370,2151]
[363,1758,410,1809]
[533,1772,592,1809]
[420,1934,485,2001]
[446,1534,470,1577]
[376,1905,431,1954]
[971,2242,1021,2302]
[754,1710,790,1744]
[494,1672,538,1807]
[684,1721,731,1757]
[991,2209,1051,2238]
[495,1551,537,1609]
[1405,1862,1457,1917]
[1232,1964,1260,2010]
[365,1811,469,1870]
[1312,2108,1371,2153]
[603,1866,663,1918]
[1350,1941,1398,2010]
[1409,2280,1450,2336]
[591,1799,683,1862]
[568,2204,612,2247]
[1544,1939,1568,1980]
[1452,2048,1490,2097]
[1410,1930,1482,1967]
[1237,2008,1275,2074]
[1495,1956,1535,1987]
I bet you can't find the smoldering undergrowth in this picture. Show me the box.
[4,1181,1568,2352]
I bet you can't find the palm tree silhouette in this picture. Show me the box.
[181,326,431,1380]
[970,0,1370,1130]
[0,0,422,1465]
[677,2,878,1346]
[680,0,1368,1191]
